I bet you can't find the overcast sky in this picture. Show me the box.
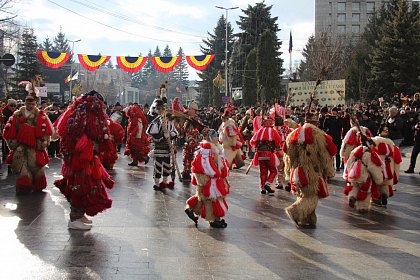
[14,0,315,79]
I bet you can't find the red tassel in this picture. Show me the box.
[16,123,36,148]
[75,134,89,152]
[353,146,364,159]
[325,134,338,156]
[2,116,17,139]
[317,177,329,198]
[304,126,313,144]
[282,142,287,153]
[370,151,382,166]
[357,190,368,201]
[359,177,372,192]
[298,167,308,186]
[186,196,199,208]
[80,140,94,161]
[201,204,206,219]
[212,200,225,217]
[377,143,387,155]
[16,176,32,188]
[222,198,229,211]
[346,130,357,145]
[290,127,301,144]
[202,179,211,197]
[349,160,362,180]
[36,150,50,166]
[34,175,47,190]
[383,161,393,180]
[216,178,227,196]
[191,154,205,174]
[371,182,380,199]
[344,183,353,195]
[191,175,197,186]
[393,146,402,164]
[6,151,14,164]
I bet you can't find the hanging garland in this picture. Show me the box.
[150,56,181,73]
[78,54,111,71]
[185,54,215,71]
[37,50,71,69]
[116,56,147,73]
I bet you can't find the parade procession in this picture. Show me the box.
[0,0,420,279]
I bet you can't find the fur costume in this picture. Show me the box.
[371,136,402,205]
[3,106,53,192]
[283,123,337,227]
[100,118,124,169]
[250,121,282,190]
[182,117,204,180]
[340,126,373,163]
[54,94,114,220]
[186,141,230,223]
[343,145,384,213]
[219,118,245,169]
[124,105,150,163]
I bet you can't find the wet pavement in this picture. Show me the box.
[1,149,420,280]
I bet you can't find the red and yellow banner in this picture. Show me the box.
[78,54,111,71]
[185,54,215,71]
[37,50,71,69]
[116,56,147,73]
[150,56,181,73]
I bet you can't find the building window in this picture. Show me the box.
[352,2,360,11]
[329,2,332,12]
[352,13,360,22]
[337,2,346,11]
[338,25,346,33]
[352,25,360,33]
[367,2,375,12]
[337,13,346,23]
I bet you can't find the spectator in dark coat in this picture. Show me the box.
[324,107,343,171]
[380,106,404,147]
[404,120,420,174]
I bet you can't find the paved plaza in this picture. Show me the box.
[1,148,420,280]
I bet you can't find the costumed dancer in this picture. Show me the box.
[2,82,53,194]
[185,129,230,228]
[181,101,205,181]
[124,105,150,166]
[283,113,337,228]
[343,145,384,213]
[271,112,287,189]
[54,91,114,230]
[146,99,178,190]
[371,136,402,206]
[239,109,254,159]
[340,122,373,165]
[100,118,124,169]
[249,116,282,194]
[219,109,245,169]
[158,82,168,104]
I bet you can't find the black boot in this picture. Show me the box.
[264,184,275,194]
[185,208,198,225]
[210,220,226,228]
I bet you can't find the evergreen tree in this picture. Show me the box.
[242,48,257,106]
[256,30,281,104]
[52,28,71,54]
[198,15,232,106]
[231,2,281,89]
[39,37,53,51]
[131,53,147,89]
[370,0,420,97]
[13,28,40,96]
[106,60,114,69]
[173,47,189,95]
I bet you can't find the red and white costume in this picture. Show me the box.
[284,123,337,227]
[186,141,230,223]
[340,126,373,164]
[343,145,384,212]
[3,106,53,192]
[101,119,124,169]
[250,121,282,189]
[219,118,245,168]
[124,105,150,163]
[371,136,402,205]
[54,94,114,221]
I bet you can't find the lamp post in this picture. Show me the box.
[68,39,81,103]
[215,6,238,99]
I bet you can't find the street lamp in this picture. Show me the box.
[215,5,238,99]
[68,39,81,103]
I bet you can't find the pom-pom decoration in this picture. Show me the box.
[185,54,215,71]
[37,50,70,69]
[116,56,147,73]
[78,54,111,71]
[150,56,181,72]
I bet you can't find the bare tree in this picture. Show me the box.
[298,32,353,81]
